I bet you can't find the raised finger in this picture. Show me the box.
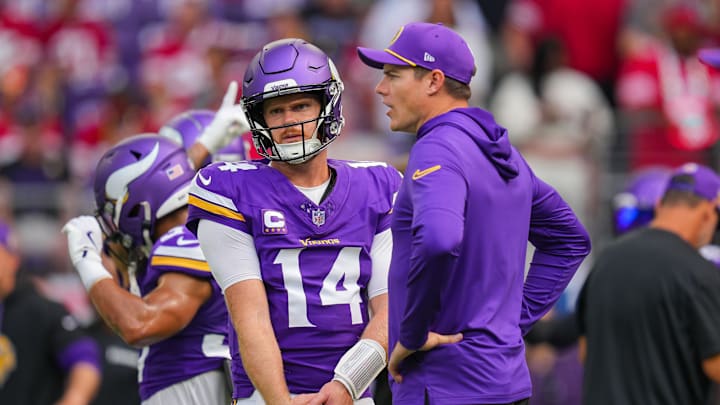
[222,81,239,107]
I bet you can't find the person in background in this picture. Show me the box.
[578,163,720,404]
[62,135,231,405]
[158,108,257,167]
[0,219,102,405]
[159,82,251,170]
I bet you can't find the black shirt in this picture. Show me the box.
[0,282,91,404]
[578,228,720,404]
[87,321,141,405]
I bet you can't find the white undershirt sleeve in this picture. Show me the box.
[368,228,392,299]
[197,219,262,292]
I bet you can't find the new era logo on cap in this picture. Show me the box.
[423,52,435,62]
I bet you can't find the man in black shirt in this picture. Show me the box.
[578,163,720,404]
[0,220,102,405]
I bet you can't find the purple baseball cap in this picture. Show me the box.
[664,163,720,205]
[699,48,720,69]
[357,22,476,85]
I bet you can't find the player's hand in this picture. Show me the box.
[388,332,463,383]
[196,81,250,153]
[62,216,112,291]
[305,380,353,405]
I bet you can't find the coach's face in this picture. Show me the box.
[376,65,426,133]
[698,199,720,247]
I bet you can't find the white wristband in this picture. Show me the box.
[333,339,387,400]
[75,258,112,291]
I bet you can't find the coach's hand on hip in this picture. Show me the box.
[388,332,463,383]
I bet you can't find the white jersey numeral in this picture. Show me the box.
[347,161,387,168]
[201,333,230,359]
[274,249,315,328]
[137,346,149,383]
[320,247,363,324]
[218,162,257,172]
[274,247,363,328]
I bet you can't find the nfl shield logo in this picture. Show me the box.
[311,208,326,227]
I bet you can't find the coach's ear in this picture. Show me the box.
[425,69,446,96]
[578,336,587,364]
[703,353,720,383]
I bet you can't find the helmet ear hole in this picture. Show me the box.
[127,204,141,219]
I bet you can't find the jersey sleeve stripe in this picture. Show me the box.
[189,182,239,210]
[150,255,211,272]
[154,245,205,261]
[188,195,246,222]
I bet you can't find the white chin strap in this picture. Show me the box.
[275,138,323,164]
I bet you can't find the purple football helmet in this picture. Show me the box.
[241,38,345,164]
[159,109,248,167]
[612,168,672,235]
[93,134,195,259]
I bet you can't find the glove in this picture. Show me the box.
[196,81,250,154]
[62,216,112,291]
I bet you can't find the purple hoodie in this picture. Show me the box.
[388,108,591,404]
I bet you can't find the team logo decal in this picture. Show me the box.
[301,203,333,228]
[312,208,326,227]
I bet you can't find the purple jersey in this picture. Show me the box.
[389,108,590,404]
[186,159,401,397]
[133,225,229,401]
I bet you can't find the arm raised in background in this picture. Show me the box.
[188,81,250,169]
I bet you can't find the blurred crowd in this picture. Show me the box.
[3,0,720,403]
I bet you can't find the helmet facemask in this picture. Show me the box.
[241,39,345,164]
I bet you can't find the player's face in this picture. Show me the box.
[262,94,322,144]
[697,200,720,248]
[0,247,19,299]
[376,65,425,133]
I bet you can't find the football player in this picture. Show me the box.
[187,39,402,405]
[160,82,251,170]
[159,108,256,168]
[62,135,231,405]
